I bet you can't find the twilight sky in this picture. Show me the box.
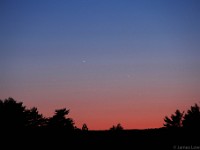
[1,0,200,130]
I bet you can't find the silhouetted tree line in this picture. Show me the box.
[1,97,200,131]
[110,123,123,131]
[0,97,122,131]
[0,97,75,130]
[164,103,200,129]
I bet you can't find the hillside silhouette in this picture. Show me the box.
[0,97,199,149]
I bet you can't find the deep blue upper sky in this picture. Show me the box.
[1,0,200,84]
[0,0,200,129]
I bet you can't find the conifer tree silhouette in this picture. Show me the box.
[163,109,183,128]
[0,97,26,129]
[82,123,88,131]
[48,108,74,130]
[25,107,46,128]
[182,103,200,129]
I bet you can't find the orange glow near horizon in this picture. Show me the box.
[1,73,199,130]
[2,84,198,130]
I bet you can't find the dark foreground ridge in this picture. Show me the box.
[2,128,200,150]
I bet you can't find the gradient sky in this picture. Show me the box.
[1,0,200,130]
